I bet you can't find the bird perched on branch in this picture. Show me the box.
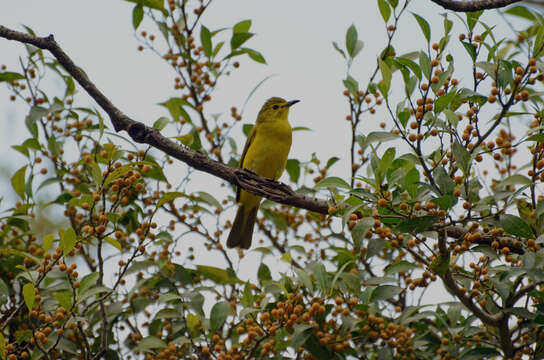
[227,97,299,249]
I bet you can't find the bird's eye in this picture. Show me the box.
[273,105,279,110]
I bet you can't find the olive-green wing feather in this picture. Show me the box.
[236,126,257,202]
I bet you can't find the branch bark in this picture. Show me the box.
[429,0,522,11]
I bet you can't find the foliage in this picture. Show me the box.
[1,0,544,359]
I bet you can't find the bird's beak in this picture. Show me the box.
[283,99,300,108]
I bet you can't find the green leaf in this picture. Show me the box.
[434,90,456,113]
[378,58,392,96]
[453,140,470,174]
[285,159,300,183]
[434,166,455,194]
[196,265,239,284]
[370,285,402,302]
[314,177,351,190]
[412,13,431,42]
[0,72,25,82]
[280,252,292,264]
[210,301,230,333]
[462,42,477,61]
[123,0,165,12]
[343,75,359,98]
[175,133,194,147]
[466,10,483,32]
[419,51,431,79]
[504,6,535,21]
[78,272,99,295]
[61,227,77,255]
[346,24,358,58]
[231,32,253,50]
[500,214,533,238]
[11,165,26,199]
[233,20,251,33]
[200,25,212,57]
[196,191,222,208]
[384,261,418,275]
[309,262,329,292]
[361,131,399,149]
[135,336,167,351]
[429,255,450,275]
[104,237,122,251]
[332,41,346,59]
[460,347,500,360]
[157,191,184,208]
[351,217,374,250]
[294,268,313,292]
[22,283,35,311]
[257,263,272,282]
[42,234,54,253]
[153,116,169,131]
[377,0,391,23]
[395,216,438,233]
[242,48,266,64]
[292,324,313,349]
[132,4,144,30]
[160,98,192,123]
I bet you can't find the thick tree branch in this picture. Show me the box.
[429,0,521,11]
[0,25,329,214]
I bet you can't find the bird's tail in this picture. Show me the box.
[226,204,258,249]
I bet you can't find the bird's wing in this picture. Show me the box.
[236,125,257,202]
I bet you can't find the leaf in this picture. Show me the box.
[196,265,239,284]
[134,336,167,351]
[309,262,329,291]
[434,166,455,194]
[332,41,346,59]
[434,90,456,113]
[343,75,359,98]
[240,48,266,64]
[292,324,314,349]
[346,24,358,58]
[104,237,122,251]
[132,4,144,30]
[384,261,418,275]
[462,42,477,61]
[378,58,391,96]
[460,347,500,360]
[22,283,35,311]
[412,13,431,42]
[351,217,374,250]
[55,291,73,310]
[0,72,25,82]
[42,234,54,253]
[11,165,26,199]
[233,20,251,33]
[285,159,300,183]
[123,0,165,12]
[314,177,351,190]
[294,268,313,292]
[395,216,438,233]
[500,214,533,238]
[377,0,391,23]
[61,227,77,255]
[429,255,450,276]
[210,301,230,333]
[153,116,169,131]
[370,285,402,302]
[175,133,194,147]
[361,131,398,149]
[504,6,535,20]
[231,32,253,50]
[257,263,272,282]
[419,51,431,79]
[196,191,222,209]
[157,191,185,208]
[453,141,470,174]
[200,25,212,57]
[78,272,99,295]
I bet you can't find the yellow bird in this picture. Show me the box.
[227,97,299,249]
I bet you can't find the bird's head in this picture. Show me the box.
[256,97,300,123]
